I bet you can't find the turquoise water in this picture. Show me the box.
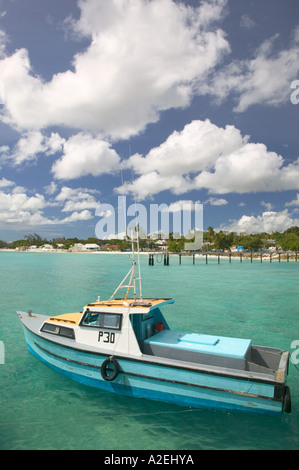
[0,251,298,450]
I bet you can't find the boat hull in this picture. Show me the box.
[22,325,286,416]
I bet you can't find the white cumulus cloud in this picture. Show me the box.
[117,119,299,199]
[0,131,65,166]
[218,210,299,234]
[51,133,121,180]
[55,186,100,212]
[204,27,299,111]
[285,194,299,207]
[0,185,52,227]
[0,182,98,228]
[0,0,229,138]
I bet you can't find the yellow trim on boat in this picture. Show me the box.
[46,299,174,325]
[48,312,83,326]
[86,298,173,309]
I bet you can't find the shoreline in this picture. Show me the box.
[0,248,148,255]
[0,248,298,261]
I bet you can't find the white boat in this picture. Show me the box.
[17,237,291,415]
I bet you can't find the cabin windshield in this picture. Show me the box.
[81,310,122,330]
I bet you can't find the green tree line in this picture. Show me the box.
[0,226,299,252]
[202,226,299,252]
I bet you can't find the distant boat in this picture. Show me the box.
[17,235,291,415]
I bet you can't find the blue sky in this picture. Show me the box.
[0,0,299,241]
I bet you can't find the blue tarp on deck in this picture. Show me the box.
[144,330,251,359]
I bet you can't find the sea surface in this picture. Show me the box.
[0,251,298,450]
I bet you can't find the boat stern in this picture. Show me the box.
[276,350,292,414]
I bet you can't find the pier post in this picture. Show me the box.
[150,249,299,267]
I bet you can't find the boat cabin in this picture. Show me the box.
[42,298,174,357]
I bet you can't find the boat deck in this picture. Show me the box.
[143,330,252,370]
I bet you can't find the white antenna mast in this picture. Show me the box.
[108,151,143,303]
[120,168,127,241]
[131,226,143,301]
[131,163,143,301]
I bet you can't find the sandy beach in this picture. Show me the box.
[1,248,297,262]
